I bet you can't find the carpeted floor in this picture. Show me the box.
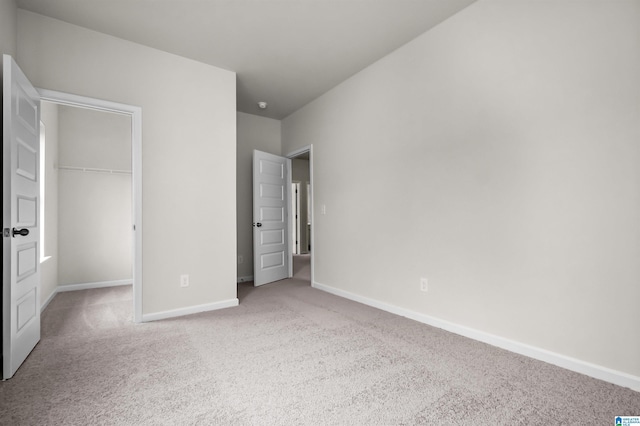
[1,260,638,424]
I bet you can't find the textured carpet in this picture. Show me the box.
[1,267,638,424]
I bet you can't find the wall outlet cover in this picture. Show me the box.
[180,274,189,288]
[420,278,428,292]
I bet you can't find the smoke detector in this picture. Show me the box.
[257,101,268,109]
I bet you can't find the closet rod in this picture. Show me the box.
[57,165,132,175]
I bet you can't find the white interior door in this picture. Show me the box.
[253,150,291,286]
[2,55,42,379]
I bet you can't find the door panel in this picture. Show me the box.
[253,150,290,286]
[3,55,41,379]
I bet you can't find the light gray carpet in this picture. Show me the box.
[1,272,638,424]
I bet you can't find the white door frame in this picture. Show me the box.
[286,145,313,284]
[38,89,143,323]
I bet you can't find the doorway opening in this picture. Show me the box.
[287,146,313,284]
[38,89,143,323]
[291,182,300,255]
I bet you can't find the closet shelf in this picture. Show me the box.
[57,165,132,175]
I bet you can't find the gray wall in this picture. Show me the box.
[0,0,17,58]
[18,10,237,316]
[236,112,281,280]
[57,105,132,286]
[283,0,640,378]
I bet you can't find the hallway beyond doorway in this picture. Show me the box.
[292,254,311,281]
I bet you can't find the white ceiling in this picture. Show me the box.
[17,0,477,120]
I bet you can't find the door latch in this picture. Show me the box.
[12,228,29,237]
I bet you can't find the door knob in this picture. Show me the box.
[12,228,29,237]
[253,222,262,227]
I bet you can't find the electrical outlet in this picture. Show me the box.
[180,274,189,288]
[420,277,428,292]
[238,255,244,264]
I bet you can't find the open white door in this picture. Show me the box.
[253,150,291,286]
[2,55,41,379]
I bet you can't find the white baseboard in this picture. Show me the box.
[312,281,640,392]
[40,279,133,313]
[142,298,239,322]
[57,279,132,293]
[237,275,254,283]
